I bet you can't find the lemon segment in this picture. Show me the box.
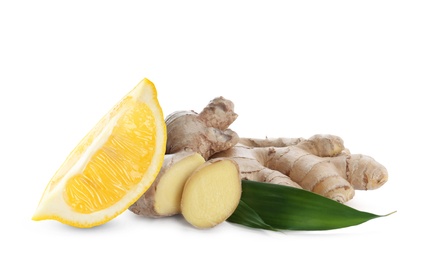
[32,78,166,228]
[65,102,156,213]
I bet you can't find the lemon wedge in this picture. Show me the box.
[33,78,166,228]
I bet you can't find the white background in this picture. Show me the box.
[1,0,423,259]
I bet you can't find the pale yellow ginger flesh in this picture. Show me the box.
[129,152,205,217]
[181,159,241,229]
[154,153,205,215]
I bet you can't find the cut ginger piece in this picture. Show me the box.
[181,158,241,229]
[32,78,167,228]
[129,151,205,217]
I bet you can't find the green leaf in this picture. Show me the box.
[227,200,277,231]
[228,180,393,231]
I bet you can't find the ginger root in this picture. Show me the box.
[165,96,239,160]
[129,97,240,218]
[214,134,388,203]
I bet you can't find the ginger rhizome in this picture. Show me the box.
[215,134,388,203]
[129,97,241,220]
[165,96,239,160]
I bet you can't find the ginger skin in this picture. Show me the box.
[238,137,305,147]
[214,134,388,203]
[165,96,239,160]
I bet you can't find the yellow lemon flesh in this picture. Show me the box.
[33,78,166,228]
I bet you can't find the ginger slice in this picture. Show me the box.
[129,151,205,217]
[181,158,241,229]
